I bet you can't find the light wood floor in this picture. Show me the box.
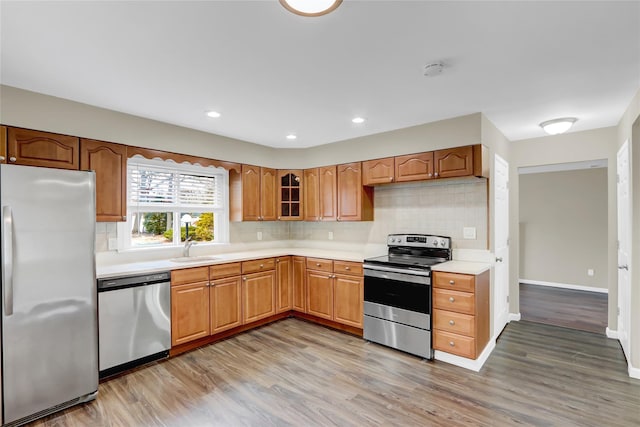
[520,283,608,334]
[30,318,638,427]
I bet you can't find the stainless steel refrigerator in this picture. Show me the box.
[1,164,99,426]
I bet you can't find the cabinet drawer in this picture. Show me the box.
[333,260,363,276]
[433,272,475,293]
[171,267,209,286]
[433,330,476,359]
[433,309,475,337]
[242,258,276,274]
[306,257,333,273]
[433,288,475,315]
[210,262,242,279]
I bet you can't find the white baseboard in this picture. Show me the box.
[519,279,608,294]
[508,313,521,322]
[629,363,640,379]
[606,327,619,339]
[434,339,496,372]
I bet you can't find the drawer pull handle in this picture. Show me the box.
[449,297,455,303]
[449,341,455,347]
[449,320,455,326]
[449,280,455,285]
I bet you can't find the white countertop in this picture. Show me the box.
[431,260,491,275]
[97,247,366,279]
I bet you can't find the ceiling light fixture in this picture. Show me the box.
[206,111,221,118]
[286,134,297,140]
[539,117,577,135]
[352,117,365,124]
[279,0,342,17]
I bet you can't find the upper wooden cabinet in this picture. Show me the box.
[0,126,7,164]
[362,157,394,185]
[304,166,337,221]
[434,145,474,179]
[80,139,127,222]
[239,165,277,221]
[337,162,373,221]
[7,127,79,170]
[278,170,303,221]
[395,152,434,182]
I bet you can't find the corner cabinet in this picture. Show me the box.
[362,157,395,185]
[292,256,307,312]
[240,165,277,221]
[336,162,373,221]
[434,145,487,179]
[80,138,127,222]
[278,170,303,220]
[432,270,490,359]
[6,127,80,170]
[276,256,293,313]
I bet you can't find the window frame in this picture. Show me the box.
[117,155,229,251]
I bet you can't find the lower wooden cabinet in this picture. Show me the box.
[210,276,242,334]
[276,256,293,313]
[333,273,363,328]
[242,270,276,323]
[171,281,211,346]
[292,256,306,312]
[306,270,334,320]
[432,270,490,359]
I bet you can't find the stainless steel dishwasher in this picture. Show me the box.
[97,271,171,378]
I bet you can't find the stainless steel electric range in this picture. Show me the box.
[363,234,452,359]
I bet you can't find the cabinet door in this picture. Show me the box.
[337,162,363,221]
[242,164,261,221]
[7,127,79,169]
[292,256,306,312]
[171,282,210,346]
[318,166,337,221]
[333,273,363,328]
[276,257,293,313]
[260,167,278,221]
[0,125,6,164]
[303,168,320,221]
[210,276,242,334]
[80,139,127,222]
[242,270,276,323]
[434,146,474,179]
[306,271,333,320]
[362,157,394,185]
[395,152,434,182]
[278,170,303,220]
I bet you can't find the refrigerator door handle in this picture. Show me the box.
[3,205,13,316]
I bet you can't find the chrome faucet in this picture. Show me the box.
[183,237,196,257]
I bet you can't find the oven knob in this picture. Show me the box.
[433,240,439,247]
[440,239,447,247]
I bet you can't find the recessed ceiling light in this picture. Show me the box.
[539,117,577,135]
[280,0,342,17]
[206,111,221,118]
[352,117,365,124]
[286,134,297,140]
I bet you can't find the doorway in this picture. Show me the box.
[518,161,609,334]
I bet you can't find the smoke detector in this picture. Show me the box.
[423,62,444,77]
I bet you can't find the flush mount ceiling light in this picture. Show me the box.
[206,110,221,118]
[539,117,577,135]
[352,117,365,124]
[423,62,444,77]
[279,0,342,17]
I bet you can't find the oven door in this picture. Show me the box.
[363,266,431,315]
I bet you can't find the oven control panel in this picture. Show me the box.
[387,234,451,249]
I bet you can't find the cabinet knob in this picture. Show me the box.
[9,157,17,163]
[345,266,350,271]
[449,320,455,326]
[259,264,264,268]
[337,217,341,221]
[276,259,280,263]
[207,282,212,287]
[316,263,321,267]
[278,216,281,220]
[389,177,393,182]
[449,297,455,303]
[434,172,439,177]
[449,341,455,347]
[449,280,455,285]
[0,156,4,161]
[122,216,127,221]
[427,173,432,178]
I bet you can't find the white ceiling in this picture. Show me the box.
[1,1,639,149]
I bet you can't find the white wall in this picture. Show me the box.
[519,168,608,290]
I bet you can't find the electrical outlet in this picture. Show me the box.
[463,227,476,239]
[328,231,334,240]
[257,231,263,241]
[108,238,118,251]
[587,269,594,276]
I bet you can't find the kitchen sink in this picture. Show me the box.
[169,256,220,263]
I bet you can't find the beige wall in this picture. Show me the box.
[509,127,618,329]
[519,168,608,289]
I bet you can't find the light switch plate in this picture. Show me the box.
[257,231,263,241]
[328,231,334,240]
[108,238,118,251]
[463,227,477,239]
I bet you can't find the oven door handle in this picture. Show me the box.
[364,266,431,285]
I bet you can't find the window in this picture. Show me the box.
[120,156,229,249]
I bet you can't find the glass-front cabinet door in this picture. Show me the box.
[278,169,303,220]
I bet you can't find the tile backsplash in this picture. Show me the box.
[96,178,487,253]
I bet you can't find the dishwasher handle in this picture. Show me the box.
[98,271,171,292]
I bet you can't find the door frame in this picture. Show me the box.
[493,154,510,337]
